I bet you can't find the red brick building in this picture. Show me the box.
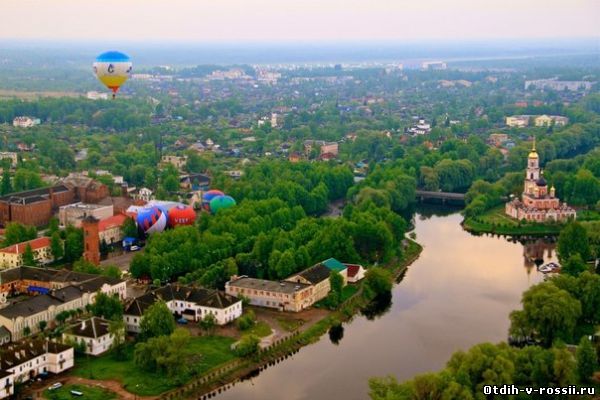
[0,185,74,227]
[0,176,109,227]
[82,216,100,266]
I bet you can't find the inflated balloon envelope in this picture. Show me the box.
[93,51,132,99]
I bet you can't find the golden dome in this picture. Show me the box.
[528,137,538,158]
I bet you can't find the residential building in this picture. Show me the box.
[225,277,314,312]
[286,258,348,303]
[346,264,366,283]
[524,79,594,91]
[62,173,110,204]
[488,133,509,147]
[0,340,73,398]
[179,173,210,191]
[63,317,119,356]
[12,117,40,128]
[406,119,432,135]
[505,140,576,223]
[161,155,187,170]
[86,91,109,100]
[98,214,128,245]
[421,61,447,70]
[132,187,154,202]
[270,113,284,128]
[0,185,74,227]
[534,115,569,127]
[303,140,339,157]
[58,202,114,228]
[0,237,53,269]
[0,267,126,341]
[505,115,531,128]
[124,285,242,333]
[226,258,349,312]
[0,153,17,168]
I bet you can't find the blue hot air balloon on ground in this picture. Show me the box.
[136,206,168,235]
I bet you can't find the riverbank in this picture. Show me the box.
[159,239,423,400]
[462,206,564,236]
[40,240,423,400]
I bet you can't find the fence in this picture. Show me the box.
[159,331,303,400]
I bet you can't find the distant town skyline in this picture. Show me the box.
[1,0,598,43]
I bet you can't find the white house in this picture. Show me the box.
[345,264,366,283]
[124,285,242,333]
[63,317,119,356]
[0,340,73,398]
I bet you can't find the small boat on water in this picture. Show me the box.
[537,262,560,274]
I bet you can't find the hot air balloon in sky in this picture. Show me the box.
[93,51,132,99]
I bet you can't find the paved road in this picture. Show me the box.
[101,251,138,271]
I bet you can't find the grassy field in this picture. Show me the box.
[463,206,563,235]
[74,335,237,396]
[246,321,272,337]
[340,285,359,302]
[277,317,305,332]
[43,384,117,400]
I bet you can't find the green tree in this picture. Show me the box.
[50,232,63,261]
[63,229,84,262]
[139,301,175,340]
[3,222,37,247]
[109,319,127,361]
[102,264,122,279]
[91,292,123,321]
[509,283,581,346]
[562,254,588,276]
[558,221,591,262]
[233,334,260,358]
[22,244,36,266]
[121,217,139,239]
[576,336,598,383]
[73,259,102,275]
[198,313,216,336]
[47,217,59,236]
[363,267,393,300]
[0,169,12,195]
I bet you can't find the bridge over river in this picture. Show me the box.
[415,190,466,204]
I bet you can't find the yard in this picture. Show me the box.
[43,384,117,400]
[73,335,237,396]
[245,320,272,337]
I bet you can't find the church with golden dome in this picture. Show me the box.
[505,139,576,222]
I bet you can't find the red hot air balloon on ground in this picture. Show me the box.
[168,204,196,227]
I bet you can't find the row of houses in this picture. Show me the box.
[225,258,365,312]
[505,114,569,128]
[0,267,126,341]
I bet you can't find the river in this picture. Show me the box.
[216,207,557,400]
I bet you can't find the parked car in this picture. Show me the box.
[48,382,62,391]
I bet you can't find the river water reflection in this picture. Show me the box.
[216,208,556,400]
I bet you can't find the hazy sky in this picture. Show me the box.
[2,0,599,42]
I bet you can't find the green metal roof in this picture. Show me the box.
[321,258,347,272]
